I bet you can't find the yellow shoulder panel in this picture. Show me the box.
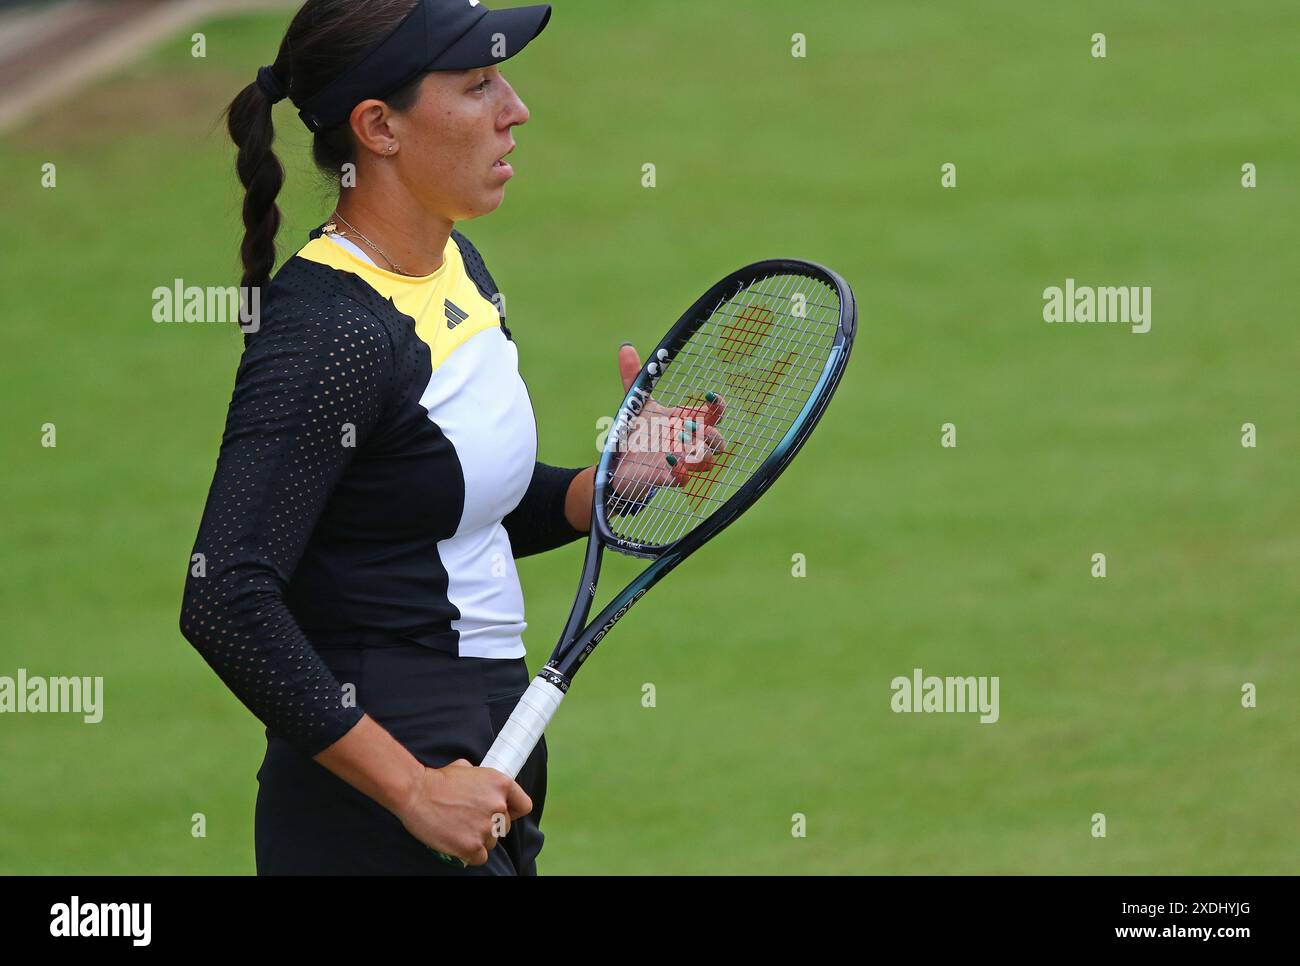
[296,233,502,372]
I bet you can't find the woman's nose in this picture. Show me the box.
[500,79,529,127]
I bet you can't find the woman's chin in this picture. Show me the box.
[468,187,508,218]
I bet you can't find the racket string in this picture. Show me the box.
[650,271,811,517]
[652,273,829,538]
[610,270,834,544]
[605,270,841,548]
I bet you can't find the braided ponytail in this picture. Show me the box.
[225,69,285,297]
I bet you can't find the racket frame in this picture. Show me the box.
[547,257,856,686]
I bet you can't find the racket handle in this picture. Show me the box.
[427,675,565,869]
[481,674,566,779]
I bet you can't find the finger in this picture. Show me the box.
[505,780,533,820]
[670,423,712,472]
[676,419,724,453]
[683,451,714,473]
[686,439,718,471]
[618,342,641,394]
[682,440,718,473]
[664,453,690,485]
[676,392,726,429]
[465,844,490,866]
[698,424,725,455]
[697,391,726,427]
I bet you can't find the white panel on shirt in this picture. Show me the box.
[422,326,539,659]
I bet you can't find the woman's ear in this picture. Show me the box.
[348,99,399,157]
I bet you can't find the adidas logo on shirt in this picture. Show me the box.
[445,299,469,329]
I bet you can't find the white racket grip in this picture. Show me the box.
[481,675,566,780]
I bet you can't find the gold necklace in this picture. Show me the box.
[323,210,409,276]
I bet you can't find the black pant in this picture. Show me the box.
[254,640,547,875]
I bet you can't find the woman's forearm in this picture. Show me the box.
[314,711,534,865]
[314,714,427,815]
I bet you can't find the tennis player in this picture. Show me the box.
[179,0,721,874]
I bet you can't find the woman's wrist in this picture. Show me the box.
[563,465,597,532]
[314,714,429,817]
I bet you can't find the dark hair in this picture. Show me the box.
[224,0,424,295]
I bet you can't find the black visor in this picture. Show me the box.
[296,0,552,132]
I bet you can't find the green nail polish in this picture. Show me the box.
[684,420,697,431]
[705,391,717,402]
[665,454,678,466]
[678,431,690,443]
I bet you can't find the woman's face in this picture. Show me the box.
[390,65,529,221]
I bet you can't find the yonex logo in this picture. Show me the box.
[444,299,469,329]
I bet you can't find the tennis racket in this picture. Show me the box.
[482,257,856,779]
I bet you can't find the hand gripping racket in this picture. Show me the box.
[482,258,856,779]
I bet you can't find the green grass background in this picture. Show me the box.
[1,0,1296,874]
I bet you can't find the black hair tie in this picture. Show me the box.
[256,65,286,104]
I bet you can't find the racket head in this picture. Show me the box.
[593,258,856,559]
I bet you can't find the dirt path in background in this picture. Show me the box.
[0,0,296,133]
